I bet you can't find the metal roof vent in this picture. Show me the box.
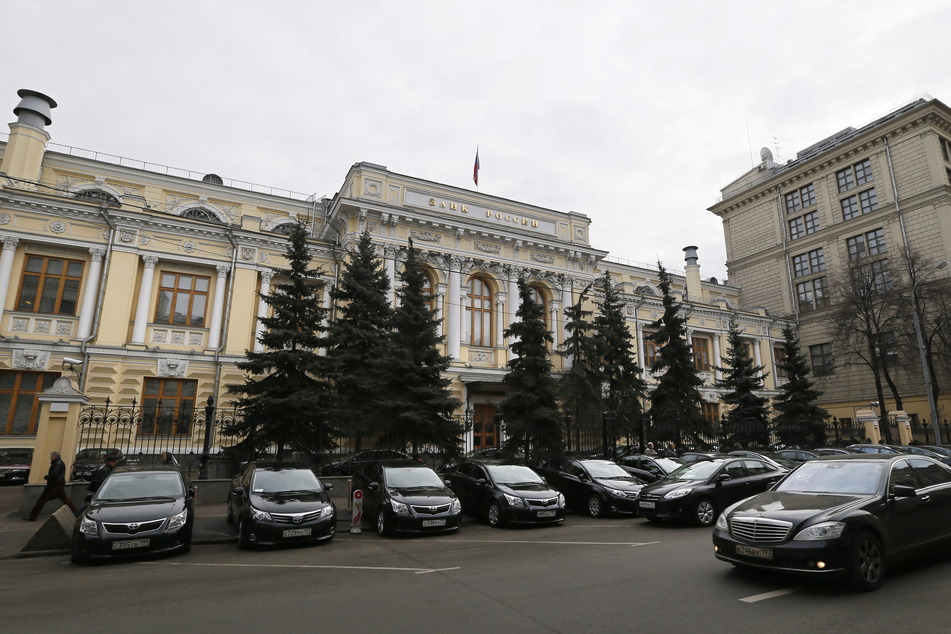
[201,173,223,185]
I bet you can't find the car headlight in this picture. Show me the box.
[318,505,334,519]
[389,499,409,515]
[664,487,692,500]
[557,493,565,507]
[606,488,626,498]
[715,512,728,530]
[168,509,188,530]
[503,493,525,508]
[793,521,846,541]
[79,516,98,536]
[250,506,272,521]
[451,498,462,514]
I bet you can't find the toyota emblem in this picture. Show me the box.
[128,522,140,531]
[293,515,303,524]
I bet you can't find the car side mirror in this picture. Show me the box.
[891,484,916,498]
[368,482,380,491]
[232,486,245,496]
[476,478,487,487]
[323,482,333,492]
[444,479,453,487]
[717,473,732,482]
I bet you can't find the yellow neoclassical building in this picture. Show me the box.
[0,89,790,481]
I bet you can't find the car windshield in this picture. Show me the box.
[775,460,884,495]
[385,467,445,489]
[97,473,184,500]
[654,458,683,472]
[761,453,798,469]
[0,449,32,465]
[583,461,634,479]
[667,460,724,481]
[486,465,543,485]
[253,468,321,493]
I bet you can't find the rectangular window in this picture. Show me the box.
[154,272,210,327]
[803,211,820,235]
[796,277,829,312]
[15,255,85,315]
[841,187,878,220]
[691,336,711,372]
[788,217,805,240]
[773,345,788,379]
[837,159,873,193]
[643,337,662,366]
[0,371,60,435]
[139,378,197,436]
[875,331,898,367]
[809,343,834,377]
[940,137,951,162]
[792,248,825,278]
[784,183,816,214]
[701,402,720,428]
[847,228,886,261]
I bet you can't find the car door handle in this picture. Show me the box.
[920,495,931,502]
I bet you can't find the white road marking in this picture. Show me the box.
[739,588,797,603]
[419,538,660,547]
[140,561,461,573]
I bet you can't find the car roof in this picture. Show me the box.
[111,465,185,475]
[247,461,314,471]
[377,459,431,468]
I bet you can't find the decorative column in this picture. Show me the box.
[561,277,574,368]
[207,265,229,349]
[712,332,723,381]
[549,300,561,348]
[253,270,274,352]
[384,245,398,305]
[76,247,105,339]
[506,266,521,347]
[435,284,446,337]
[0,236,20,326]
[131,255,158,344]
[495,294,507,355]
[447,257,462,360]
[752,337,763,377]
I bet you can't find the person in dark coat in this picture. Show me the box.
[160,451,178,467]
[25,451,79,520]
[87,453,118,493]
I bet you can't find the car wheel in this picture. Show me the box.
[376,508,390,537]
[238,517,252,550]
[849,531,885,591]
[693,498,716,527]
[587,494,605,518]
[487,502,504,528]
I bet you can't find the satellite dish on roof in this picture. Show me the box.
[760,147,773,162]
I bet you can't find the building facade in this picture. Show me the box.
[0,89,788,479]
[710,97,951,438]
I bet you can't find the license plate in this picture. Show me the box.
[282,528,312,538]
[537,510,556,518]
[639,501,655,509]
[422,519,446,527]
[736,545,773,559]
[112,538,150,551]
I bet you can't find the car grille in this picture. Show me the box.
[730,517,792,543]
[103,519,166,534]
[638,492,660,502]
[411,503,451,515]
[527,497,559,508]
[272,510,327,524]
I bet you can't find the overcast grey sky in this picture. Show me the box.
[3,1,949,281]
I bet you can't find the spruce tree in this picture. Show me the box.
[558,284,604,452]
[647,263,706,447]
[388,243,463,459]
[325,229,396,445]
[227,221,334,461]
[716,316,771,448]
[499,278,563,463]
[594,272,647,454]
[773,324,830,447]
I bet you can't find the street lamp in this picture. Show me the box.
[910,260,947,446]
[199,395,215,480]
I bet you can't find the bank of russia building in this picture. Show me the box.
[0,89,786,467]
[710,97,951,431]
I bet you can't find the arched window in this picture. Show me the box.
[529,284,549,328]
[271,222,296,235]
[466,276,493,346]
[421,268,436,313]
[74,189,120,207]
[181,207,223,223]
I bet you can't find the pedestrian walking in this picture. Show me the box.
[87,453,118,494]
[25,451,78,520]
[160,451,178,466]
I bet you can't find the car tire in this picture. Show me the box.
[693,498,716,527]
[849,531,885,592]
[238,517,252,550]
[487,502,504,528]
[376,508,392,537]
[226,501,235,525]
[587,494,605,518]
[70,538,87,565]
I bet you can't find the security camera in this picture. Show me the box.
[62,357,84,367]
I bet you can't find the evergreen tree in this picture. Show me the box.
[499,278,563,463]
[647,263,706,447]
[388,243,463,459]
[594,272,647,453]
[226,221,334,461]
[716,316,771,447]
[558,284,604,452]
[773,324,830,447]
[325,229,396,445]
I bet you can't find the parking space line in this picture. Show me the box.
[739,588,797,603]
[423,539,660,547]
[140,561,460,573]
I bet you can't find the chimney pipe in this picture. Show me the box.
[683,246,702,301]
[1,89,57,182]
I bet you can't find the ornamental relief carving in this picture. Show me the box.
[469,350,493,364]
[474,242,501,254]
[49,220,67,234]
[530,252,555,264]
[12,349,50,370]
[0,212,10,225]
[364,179,383,198]
[158,358,189,378]
[410,230,442,243]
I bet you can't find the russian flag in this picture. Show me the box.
[473,146,480,186]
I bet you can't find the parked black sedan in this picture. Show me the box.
[71,466,194,563]
[446,460,565,527]
[637,456,786,526]
[534,457,645,517]
[352,460,462,536]
[712,454,951,591]
[0,447,33,485]
[227,462,336,549]
[321,449,419,476]
[615,455,684,483]
[71,447,127,482]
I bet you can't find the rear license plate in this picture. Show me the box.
[736,545,773,559]
[537,510,557,518]
[282,528,312,538]
[639,501,655,509]
[112,538,150,551]
[422,519,446,527]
